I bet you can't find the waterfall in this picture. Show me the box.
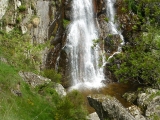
[66,0,104,89]
[106,0,124,60]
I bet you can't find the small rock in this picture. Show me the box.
[32,17,40,27]
[21,25,27,34]
[87,112,100,120]
[11,89,22,96]
[6,25,14,33]
[0,56,8,63]
[54,83,66,97]
[16,1,21,8]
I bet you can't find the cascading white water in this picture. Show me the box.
[106,0,124,60]
[106,0,124,43]
[107,0,118,34]
[66,0,104,89]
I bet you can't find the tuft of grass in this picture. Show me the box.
[63,19,70,29]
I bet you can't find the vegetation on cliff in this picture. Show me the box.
[108,0,160,86]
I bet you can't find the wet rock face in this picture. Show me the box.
[46,0,67,64]
[104,34,121,55]
[87,94,135,120]
[58,48,72,88]
[115,0,140,43]
[103,62,117,83]
[64,0,72,20]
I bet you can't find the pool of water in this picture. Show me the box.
[79,83,140,113]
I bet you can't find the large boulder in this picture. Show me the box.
[19,71,51,87]
[53,83,66,97]
[0,0,8,20]
[19,71,66,97]
[137,88,159,108]
[87,94,135,120]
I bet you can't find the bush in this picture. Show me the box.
[63,19,70,28]
[55,90,87,120]
[43,69,62,83]
[108,26,160,85]
[18,5,26,12]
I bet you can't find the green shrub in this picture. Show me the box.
[43,69,62,83]
[108,26,160,85]
[104,17,109,22]
[63,19,70,28]
[55,90,87,120]
[18,5,26,12]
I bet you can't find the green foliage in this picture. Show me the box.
[92,39,100,48]
[63,19,70,28]
[0,28,49,71]
[124,0,137,12]
[108,27,160,85]
[18,5,26,12]
[55,90,87,120]
[121,7,127,13]
[36,85,87,120]
[104,17,109,22]
[42,69,62,83]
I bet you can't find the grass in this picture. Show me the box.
[0,62,54,120]
[0,61,87,120]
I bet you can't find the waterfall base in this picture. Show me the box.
[68,81,105,91]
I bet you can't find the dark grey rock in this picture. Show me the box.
[87,94,135,120]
